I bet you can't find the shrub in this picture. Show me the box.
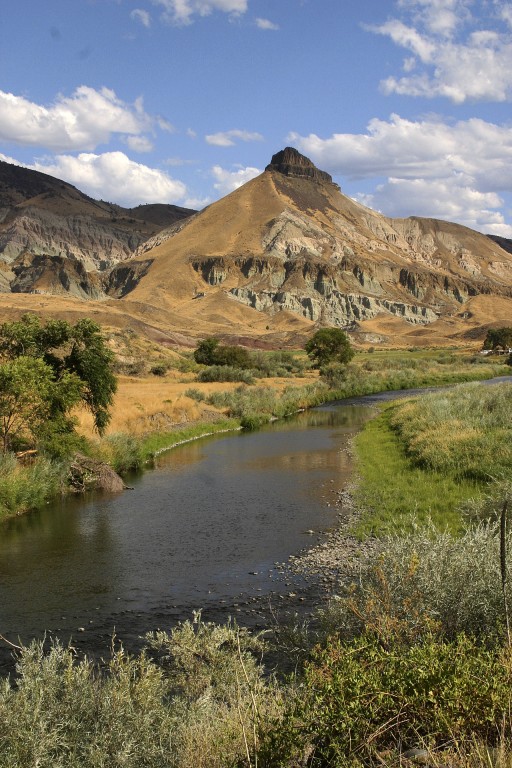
[0,616,282,768]
[184,388,206,402]
[150,363,168,376]
[263,634,512,765]
[197,366,255,384]
[0,454,64,521]
[101,433,144,474]
[320,522,512,643]
[213,345,252,369]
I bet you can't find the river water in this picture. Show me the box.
[0,403,373,671]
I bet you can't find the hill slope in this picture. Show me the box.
[0,160,195,296]
[118,147,512,345]
[0,150,511,348]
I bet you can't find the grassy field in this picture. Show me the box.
[353,380,512,536]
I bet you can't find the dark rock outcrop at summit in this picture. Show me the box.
[265,147,335,185]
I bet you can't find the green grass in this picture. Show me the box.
[0,454,65,523]
[139,418,240,461]
[389,381,512,481]
[353,405,483,537]
[353,382,512,536]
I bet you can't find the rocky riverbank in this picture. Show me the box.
[285,488,381,585]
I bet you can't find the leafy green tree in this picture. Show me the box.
[194,338,252,369]
[194,337,220,365]
[0,356,83,452]
[304,327,354,368]
[483,327,512,351]
[0,314,117,451]
[213,345,252,369]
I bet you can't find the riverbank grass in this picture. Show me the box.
[353,381,512,537]
[353,407,481,536]
[139,418,240,461]
[0,454,65,523]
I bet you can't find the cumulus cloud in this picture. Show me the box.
[369,0,512,102]
[152,0,247,26]
[130,8,151,27]
[205,129,264,147]
[255,17,279,31]
[360,177,512,236]
[289,114,512,235]
[124,135,154,152]
[0,152,23,166]
[31,152,187,206]
[211,164,261,194]
[289,115,512,189]
[0,86,155,152]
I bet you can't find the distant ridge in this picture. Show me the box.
[0,159,196,296]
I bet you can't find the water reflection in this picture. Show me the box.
[0,403,372,665]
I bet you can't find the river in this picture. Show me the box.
[0,402,374,672]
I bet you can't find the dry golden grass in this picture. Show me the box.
[75,371,316,438]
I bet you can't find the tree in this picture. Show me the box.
[0,356,83,453]
[194,337,220,366]
[0,314,117,451]
[194,338,252,369]
[483,327,512,352]
[304,328,354,369]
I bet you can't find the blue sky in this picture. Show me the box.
[1,0,512,236]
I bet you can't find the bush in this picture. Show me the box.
[320,522,512,644]
[193,338,252,369]
[184,388,206,402]
[263,634,512,765]
[101,433,144,474]
[197,366,255,384]
[150,363,168,376]
[249,350,306,378]
[0,616,282,768]
[0,454,64,521]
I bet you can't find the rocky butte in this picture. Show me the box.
[265,146,337,186]
[0,149,511,348]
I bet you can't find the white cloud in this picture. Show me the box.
[211,164,261,194]
[361,176,512,236]
[255,17,279,31]
[396,0,471,37]
[31,152,187,206]
[289,114,512,235]
[370,0,512,102]
[205,129,263,147]
[152,0,247,26]
[124,135,154,152]
[0,152,23,166]
[0,86,155,152]
[130,8,151,27]
[184,195,211,209]
[289,116,512,189]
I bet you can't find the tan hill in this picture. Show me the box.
[0,160,195,294]
[115,147,512,346]
[0,148,511,349]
